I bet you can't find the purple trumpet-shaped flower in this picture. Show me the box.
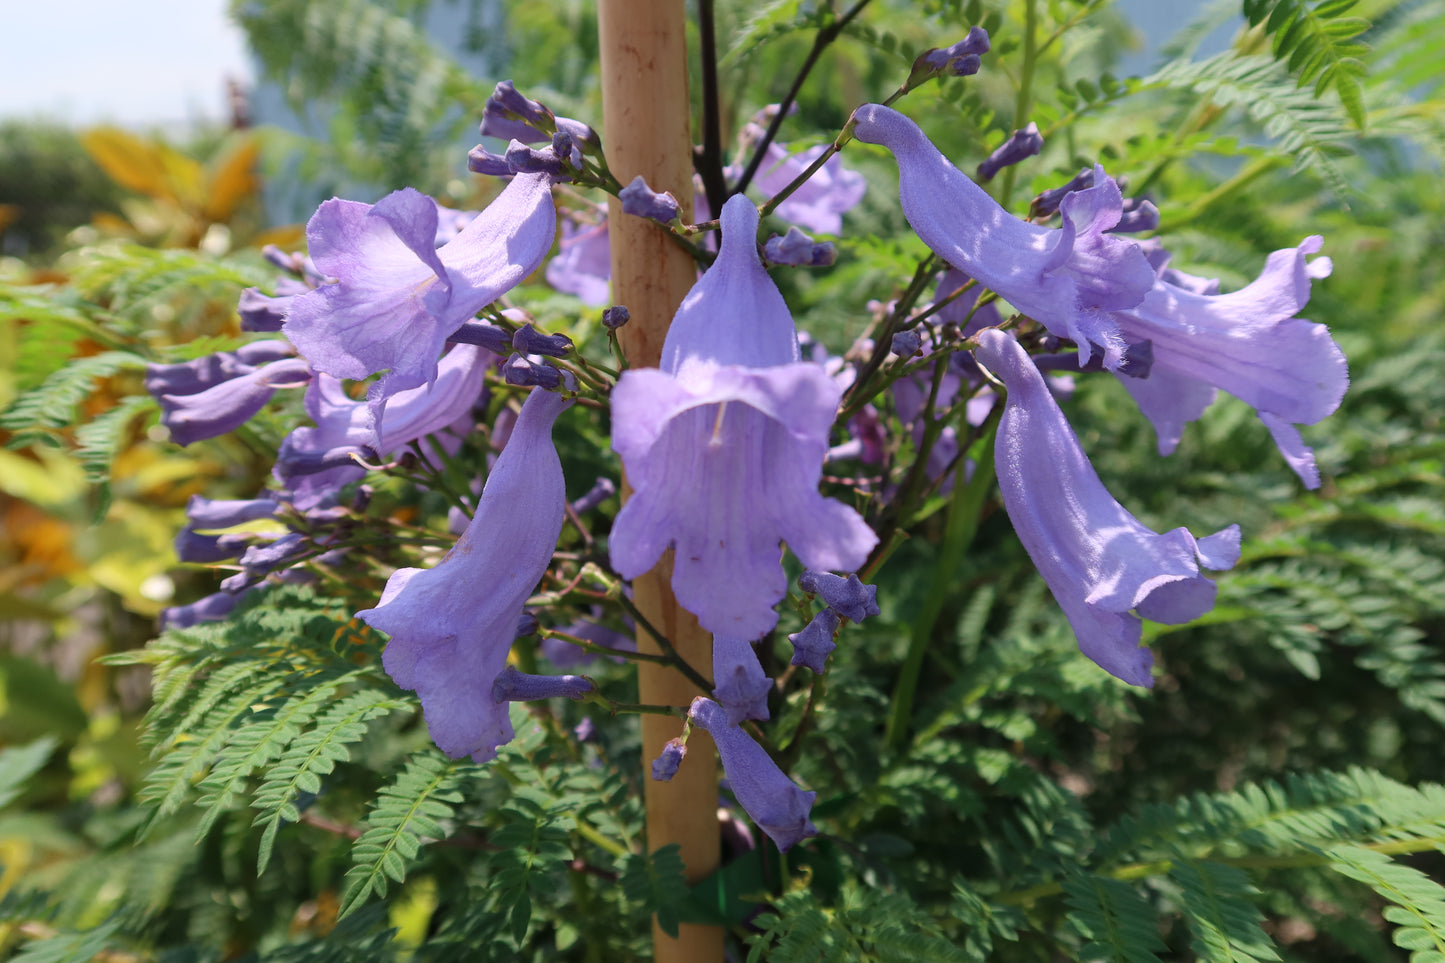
[797,570,879,623]
[713,635,771,725]
[973,329,1242,687]
[491,666,594,702]
[157,357,311,446]
[609,195,878,639]
[651,738,687,782]
[357,387,571,763]
[787,608,840,673]
[145,341,295,397]
[977,123,1043,182]
[546,210,612,305]
[1111,237,1346,488]
[220,533,307,592]
[283,178,555,403]
[276,343,490,509]
[744,138,866,235]
[853,104,1155,367]
[688,697,818,851]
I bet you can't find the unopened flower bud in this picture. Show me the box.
[787,608,840,674]
[512,323,573,357]
[763,227,837,267]
[619,175,681,224]
[891,329,923,358]
[502,353,563,389]
[515,611,539,637]
[570,477,617,514]
[449,320,513,355]
[797,570,880,623]
[977,123,1043,182]
[651,738,687,782]
[601,305,631,330]
[491,666,594,703]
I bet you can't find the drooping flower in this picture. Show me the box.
[973,328,1242,687]
[357,387,571,762]
[157,358,311,446]
[609,195,878,640]
[1111,237,1346,487]
[650,738,687,782]
[283,177,555,403]
[852,104,1155,367]
[276,343,490,509]
[688,697,817,851]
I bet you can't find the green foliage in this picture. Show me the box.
[1329,845,1445,961]
[1169,860,1280,962]
[1241,0,1370,127]
[619,844,689,939]
[1063,874,1166,963]
[745,887,967,963]
[339,751,467,917]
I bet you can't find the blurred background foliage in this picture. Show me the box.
[2,0,1445,959]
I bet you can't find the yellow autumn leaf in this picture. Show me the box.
[204,136,260,224]
[79,127,175,202]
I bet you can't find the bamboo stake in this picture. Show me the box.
[597,3,725,960]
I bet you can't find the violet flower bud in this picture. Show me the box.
[797,571,879,623]
[505,139,571,178]
[512,323,573,358]
[787,608,840,674]
[570,477,617,514]
[977,123,1043,182]
[222,532,306,589]
[763,227,837,267]
[619,175,681,224]
[601,305,631,330]
[502,353,563,390]
[449,320,513,355]
[491,666,594,702]
[174,529,253,564]
[574,717,596,742]
[891,329,923,358]
[551,131,581,170]
[160,589,247,630]
[468,144,512,176]
[186,495,279,530]
[479,80,553,140]
[916,26,991,77]
[515,611,539,638]
[688,697,818,852]
[651,738,687,782]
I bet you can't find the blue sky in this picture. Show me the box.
[0,0,251,127]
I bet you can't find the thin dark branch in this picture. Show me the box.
[733,0,873,197]
[694,0,729,221]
